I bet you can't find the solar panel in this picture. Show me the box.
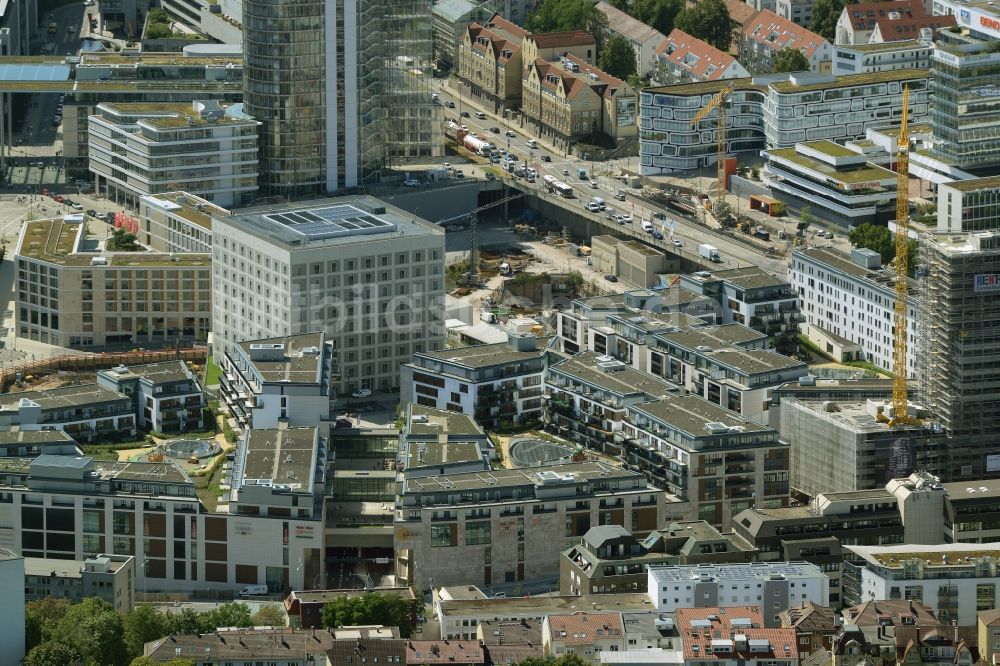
[263,204,397,240]
[0,63,72,82]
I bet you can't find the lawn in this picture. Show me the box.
[204,354,223,386]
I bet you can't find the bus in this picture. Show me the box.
[553,181,573,198]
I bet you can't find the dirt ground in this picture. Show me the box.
[7,371,93,393]
[116,445,156,462]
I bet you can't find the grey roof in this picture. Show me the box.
[1,384,127,411]
[403,462,642,495]
[648,561,824,583]
[438,592,654,617]
[631,394,774,437]
[548,351,677,398]
[31,453,91,469]
[405,440,483,469]
[240,427,318,490]
[24,557,84,579]
[432,0,481,21]
[581,524,632,549]
[0,430,76,445]
[656,324,768,351]
[595,1,666,44]
[415,337,551,370]
[236,332,326,384]
[690,265,790,290]
[99,360,194,385]
[408,405,486,438]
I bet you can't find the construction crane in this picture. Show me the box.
[437,192,525,286]
[691,86,732,211]
[890,85,919,427]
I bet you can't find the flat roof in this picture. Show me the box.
[141,191,230,230]
[631,394,773,437]
[687,266,790,290]
[89,460,192,485]
[549,351,676,398]
[649,561,822,582]
[942,478,1000,500]
[16,218,211,268]
[940,175,1000,192]
[842,39,925,52]
[706,349,806,375]
[768,147,896,185]
[643,78,764,97]
[438,592,654,616]
[24,557,83,579]
[800,140,857,158]
[100,360,193,385]
[404,462,642,495]
[408,405,485,438]
[96,101,256,129]
[0,430,76,445]
[656,324,768,352]
[1,384,126,411]
[236,332,326,384]
[222,196,443,248]
[846,542,1000,568]
[240,427,318,490]
[768,68,929,93]
[406,441,483,468]
[783,398,933,435]
[416,337,550,370]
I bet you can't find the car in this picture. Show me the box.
[442,162,451,169]
[562,168,569,176]
[652,230,665,240]
[461,111,470,118]
[460,124,468,131]
[351,388,372,399]
[671,239,683,247]
[52,116,61,126]
[605,274,618,282]
[403,178,420,187]
[485,172,496,181]
[67,26,75,32]
[475,111,487,119]
[590,181,598,189]
[490,126,500,134]
[454,169,465,178]
[68,202,83,211]
[541,155,551,162]
[505,129,515,137]
[86,209,99,218]
[492,592,506,599]
[446,100,455,108]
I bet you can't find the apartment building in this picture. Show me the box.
[835,0,922,45]
[651,324,807,424]
[96,361,206,433]
[648,563,830,623]
[846,543,1000,626]
[978,610,1000,664]
[395,462,682,590]
[0,451,324,594]
[868,13,955,42]
[219,332,336,430]
[211,196,445,395]
[400,406,494,480]
[401,334,550,430]
[522,54,637,151]
[652,30,750,85]
[775,0,817,28]
[14,217,212,349]
[679,266,801,354]
[762,139,897,225]
[545,351,676,455]
[556,293,630,355]
[741,10,833,74]
[0,430,81,458]
[543,612,626,663]
[143,627,348,664]
[779,602,839,655]
[639,70,930,174]
[621,394,789,528]
[0,385,137,443]
[676,607,799,664]
[457,15,594,113]
[560,522,757,595]
[789,247,917,376]
[88,100,260,209]
[24,554,135,612]
[593,309,728,374]
[832,40,932,76]
[594,1,667,76]
[138,192,226,254]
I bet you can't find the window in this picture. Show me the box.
[431,524,456,547]
[465,521,491,546]
[977,583,995,611]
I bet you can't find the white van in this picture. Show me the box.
[586,202,601,212]
[591,197,606,211]
[475,111,487,119]
[526,139,538,148]
[240,584,269,596]
[641,220,654,232]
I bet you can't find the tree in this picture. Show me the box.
[632,0,684,34]
[811,0,846,41]
[321,592,413,637]
[124,605,170,658]
[673,0,733,51]
[772,48,810,73]
[252,604,288,627]
[848,223,894,264]
[52,597,129,666]
[109,227,141,251]
[207,602,254,630]
[25,598,72,651]
[23,641,84,666]
[525,0,605,33]
[598,35,637,79]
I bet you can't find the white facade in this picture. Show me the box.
[775,0,818,27]
[211,197,446,394]
[0,549,25,665]
[832,40,932,76]
[789,247,917,377]
[88,101,259,209]
[595,1,667,76]
[138,192,226,254]
[647,562,830,621]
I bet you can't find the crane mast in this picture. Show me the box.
[691,87,732,210]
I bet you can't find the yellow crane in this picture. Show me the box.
[890,85,919,427]
[691,86,732,210]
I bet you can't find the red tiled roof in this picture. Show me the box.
[527,54,623,100]
[483,13,531,40]
[872,13,956,40]
[530,30,595,49]
[676,607,799,662]
[405,640,485,665]
[655,29,741,81]
[744,9,828,58]
[844,0,920,31]
[547,612,624,647]
[725,0,761,27]
[467,22,520,63]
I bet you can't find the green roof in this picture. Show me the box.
[643,78,765,97]
[843,40,925,53]
[768,148,896,185]
[941,175,1000,192]
[800,140,856,158]
[769,69,929,93]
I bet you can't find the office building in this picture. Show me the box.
[243,0,438,195]
[846,543,1000,626]
[679,267,801,354]
[741,11,833,74]
[219,332,336,430]
[648,563,829,623]
[24,554,135,612]
[621,394,788,528]
[138,192,227,254]
[0,0,35,56]
[394,462,682,591]
[400,334,550,430]
[88,100,260,209]
[545,351,676,455]
[790,247,918,375]
[0,549,25,665]
[652,30,750,85]
[936,177,1000,234]
[211,196,445,394]
[832,40,932,76]
[432,0,494,68]
[676,607,799,665]
[96,361,206,433]
[762,140,898,225]
[521,54,638,150]
[14,217,212,349]
[640,70,929,174]
[594,1,667,77]
[560,522,756,595]
[543,612,626,663]
[0,430,81,458]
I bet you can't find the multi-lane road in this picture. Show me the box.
[428,82,793,275]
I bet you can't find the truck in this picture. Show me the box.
[698,243,721,262]
[463,134,493,155]
[48,22,57,33]
[239,585,269,596]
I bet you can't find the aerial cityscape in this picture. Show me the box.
[0,0,997,664]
